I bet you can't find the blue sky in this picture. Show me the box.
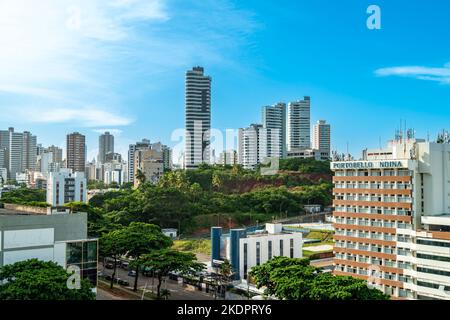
[0,0,449,163]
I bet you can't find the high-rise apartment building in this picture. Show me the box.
[47,145,63,165]
[0,128,37,180]
[287,97,311,151]
[134,149,164,187]
[0,147,5,172]
[98,132,114,164]
[128,139,151,184]
[262,103,286,159]
[332,136,450,300]
[313,120,331,160]
[238,124,263,170]
[66,132,86,173]
[151,142,172,171]
[185,66,211,170]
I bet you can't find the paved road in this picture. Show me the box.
[100,262,215,300]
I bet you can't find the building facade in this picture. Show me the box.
[0,207,98,290]
[219,150,238,166]
[262,103,286,159]
[332,137,450,300]
[103,161,127,185]
[313,120,331,160]
[98,132,114,164]
[0,128,37,180]
[133,149,164,187]
[238,124,263,170]
[128,139,151,184]
[287,97,311,151]
[66,132,86,173]
[185,66,211,170]
[46,170,87,207]
[211,224,303,281]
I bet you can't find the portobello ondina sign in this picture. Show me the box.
[331,160,408,170]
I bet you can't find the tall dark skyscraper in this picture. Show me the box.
[185,66,211,170]
[66,132,86,173]
[98,131,114,164]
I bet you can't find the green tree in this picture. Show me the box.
[140,249,204,299]
[116,223,172,291]
[0,259,95,300]
[100,228,126,289]
[218,259,233,298]
[0,187,46,206]
[250,257,388,300]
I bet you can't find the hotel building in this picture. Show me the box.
[331,136,450,300]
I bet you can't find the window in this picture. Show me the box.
[268,241,273,260]
[417,239,450,248]
[417,267,450,277]
[243,243,248,279]
[67,240,98,287]
[280,240,284,256]
[256,242,261,266]
[417,281,450,291]
[417,253,450,262]
[290,239,294,258]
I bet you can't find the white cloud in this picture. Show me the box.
[92,128,123,135]
[375,63,450,84]
[6,107,133,127]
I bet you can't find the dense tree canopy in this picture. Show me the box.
[0,188,47,207]
[0,259,95,300]
[250,257,389,300]
[46,159,333,237]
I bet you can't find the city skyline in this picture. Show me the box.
[0,1,450,162]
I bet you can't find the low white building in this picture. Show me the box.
[239,224,303,280]
[162,228,178,239]
[46,170,87,207]
[211,223,303,281]
[0,205,98,291]
[103,162,127,185]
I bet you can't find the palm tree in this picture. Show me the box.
[219,260,233,299]
[135,169,146,185]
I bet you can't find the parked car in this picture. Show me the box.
[105,263,114,269]
[128,270,137,277]
[105,275,113,281]
[117,279,130,286]
[121,262,129,269]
